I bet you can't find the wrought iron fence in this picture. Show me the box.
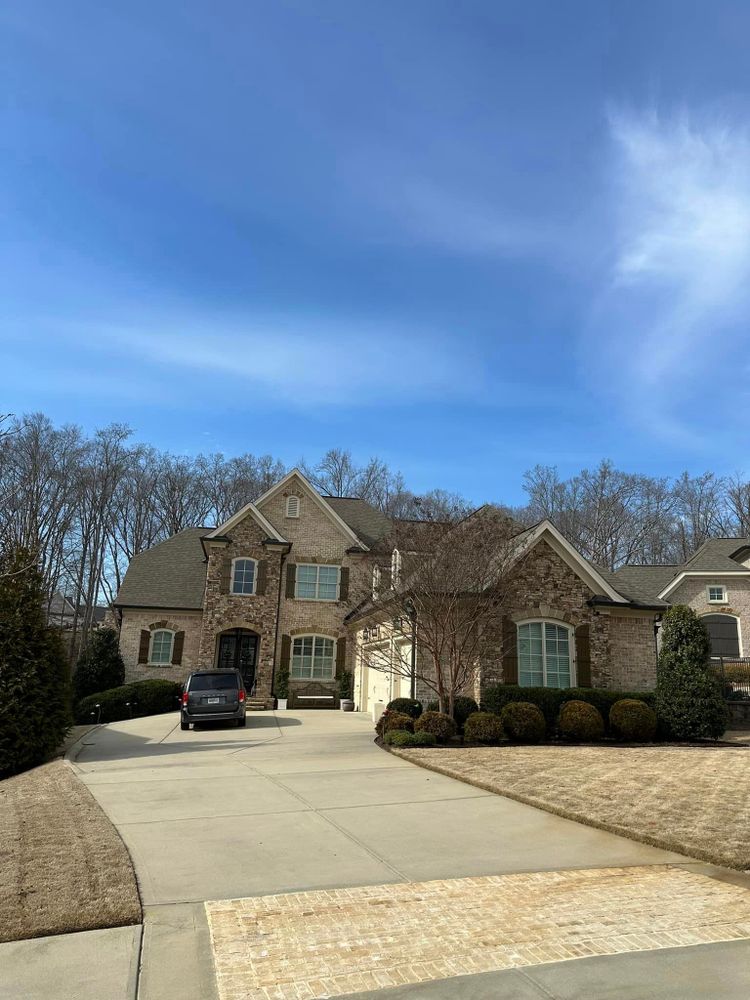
[713,658,750,701]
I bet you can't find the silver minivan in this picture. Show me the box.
[180,670,247,730]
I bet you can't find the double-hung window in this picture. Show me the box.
[291,635,335,679]
[517,621,573,688]
[231,558,256,595]
[296,564,339,601]
[150,629,174,665]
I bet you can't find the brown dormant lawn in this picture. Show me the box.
[0,759,141,942]
[393,744,750,870]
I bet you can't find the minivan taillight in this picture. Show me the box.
[181,691,188,706]
[238,690,245,703]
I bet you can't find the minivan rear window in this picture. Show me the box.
[189,673,240,691]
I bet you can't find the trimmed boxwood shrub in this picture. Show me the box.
[384,730,437,748]
[386,698,423,719]
[415,710,457,743]
[76,680,182,724]
[382,710,415,735]
[500,702,546,743]
[464,711,504,745]
[609,698,658,741]
[482,684,655,736]
[558,700,605,742]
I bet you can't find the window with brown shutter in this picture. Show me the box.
[171,631,185,665]
[285,563,297,598]
[138,629,150,664]
[219,556,231,593]
[338,567,349,602]
[502,617,518,684]
[255,560,268,596]
[280,633,291,668]
[575,624,591,687]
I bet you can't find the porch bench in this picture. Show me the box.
[297,695,335,702]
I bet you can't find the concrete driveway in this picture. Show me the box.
[68,711,750,1000]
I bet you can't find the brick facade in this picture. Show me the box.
[669,575,750,657]
[119,609,203,684]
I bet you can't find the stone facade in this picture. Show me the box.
[119,609,203,684]
[256,476,370,705]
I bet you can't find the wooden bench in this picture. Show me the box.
[292,683,337,708]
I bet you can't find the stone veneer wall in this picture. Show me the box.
[257,476,371,703]
[120,608,203,684]
[199,516,284,706]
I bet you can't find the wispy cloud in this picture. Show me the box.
[587,106,750,444]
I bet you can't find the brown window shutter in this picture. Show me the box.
[255,560,267,596]
[285,563,297,599]
[338,567,349,602]
[336,636,347,675]
[138,630,150,664]
[502,617,518,684]
[171,631,185,665]
[220,556,232,593]
[280,633,291,667]
[575,624,591,687]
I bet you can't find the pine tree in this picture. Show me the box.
[655,605,726,740]
[0,547,73,777]
[73,627,125,703]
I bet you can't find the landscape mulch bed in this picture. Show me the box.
[390,743,750,870]
[0,759,141,942]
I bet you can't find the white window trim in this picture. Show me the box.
[699,611,744,658]
[286,495,300,518]
[706,584,728,604]
[372,565,381,601]
[294,563,341,602]
[516,618,576,688]
[230,556,258,596]
[149,628,175,666]
[290,633,337,680]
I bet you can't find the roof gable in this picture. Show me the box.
[254,469,369,550]
[205,500,288,543]
[513,520,628,604]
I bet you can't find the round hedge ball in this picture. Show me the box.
[500,702,546,743]
[558,700,605,742]
[414,710,457,743]
[464,711,504,744]
[609,699,657,742]
[383,711,415,734]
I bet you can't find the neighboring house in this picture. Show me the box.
[612,538,750,661]
[352,518,665,715]
[114,470,392,707]
[47,592,107,631]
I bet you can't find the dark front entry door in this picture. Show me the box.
[217,629,258,692]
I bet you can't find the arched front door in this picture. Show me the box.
[217,628,259,692]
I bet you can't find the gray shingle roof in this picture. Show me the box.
[324,497,393,549]
[609,566,677,606]
[114,528,209,609]
[682,538,750,574]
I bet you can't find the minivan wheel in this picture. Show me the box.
[237,717,246,728]
[180,720,189,731]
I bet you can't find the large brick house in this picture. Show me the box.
[115,470,392,707]
[114,469,750,710]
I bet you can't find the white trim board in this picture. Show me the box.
[658,571,750,600]
[254,468,369,551]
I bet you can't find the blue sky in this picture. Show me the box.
[2,1,750,504]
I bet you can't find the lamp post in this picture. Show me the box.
[404,598,417,701]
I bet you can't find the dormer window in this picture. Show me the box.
[391,549,402,588]
[707,585,727,604]
[286,495,300,518]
